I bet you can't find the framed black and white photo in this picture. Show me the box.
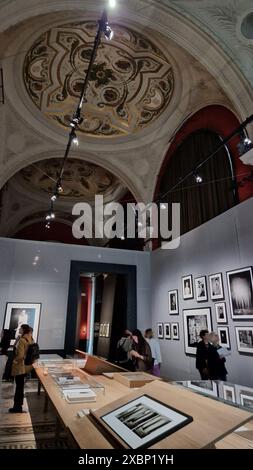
[240,394,253,410]
[91,394,193,449]
[215,302,227,324]
[3,302,41,346]
[168,290,179,314]
[182,275,194,300]
[209,273,224,300]
[172,323,179,340]
[235,326,253,354]
[217,326,230,349]
[195,276,208,302]
[227,267,253,320]
[164,323,171,340]
[223,384,236,404]
[183,308,212,355]
[157,323,164,339]
[187,380,218,397]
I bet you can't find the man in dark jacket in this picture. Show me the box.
[196,330,210,379]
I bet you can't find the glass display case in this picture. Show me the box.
[174,380,253,413]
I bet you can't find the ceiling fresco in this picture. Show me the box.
[17,158,125,200]
[23,21,174,137]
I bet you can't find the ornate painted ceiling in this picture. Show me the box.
[23,21,174,137]
[17,158,124,200]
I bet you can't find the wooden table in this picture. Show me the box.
[34,367,253,449]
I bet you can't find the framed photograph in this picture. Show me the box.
[91,394,193,449]
[168,290,179,314]
[183,308,212,355]
[240,394,253,410]
[195,276,208,302]
[223,384,236,404]
[217,327,230,349]
[172,323,179,340]
[164,323,171,340]
[187,380,218,397]
[104,323,110,338]
[182,275,193,300]
[209,273,224,300]
[215,302,227,324]
[3,302,41,346]
[157,323,164,339]
[235,326,253,354]
[226,267,253,320]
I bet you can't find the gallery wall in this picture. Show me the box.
[0,238,151,350]
[151,197,253,388]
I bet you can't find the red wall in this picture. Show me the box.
[154,105,253,203]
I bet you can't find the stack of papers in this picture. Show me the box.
[63,388,97,403]
[56,376,81,385]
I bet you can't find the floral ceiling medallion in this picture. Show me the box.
[23,21,174,137]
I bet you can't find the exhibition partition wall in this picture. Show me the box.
[151,197,253,388]
[0,238,151,352]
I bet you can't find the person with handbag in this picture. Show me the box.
[9,324,34,413]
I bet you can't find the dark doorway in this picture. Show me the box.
[64,261,137,357]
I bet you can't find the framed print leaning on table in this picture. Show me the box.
[91,394,193,449]
[3,302,41,346]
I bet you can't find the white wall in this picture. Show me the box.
[151,198,253,388]
[0,238,151,350]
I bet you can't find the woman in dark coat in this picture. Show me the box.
[129,329,153,371]
[208,332,227,381]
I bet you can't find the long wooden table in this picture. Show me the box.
[34,366,253,449]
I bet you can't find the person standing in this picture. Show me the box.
[196,329,210,379]
[0,329,11,393]
[144,328,162,376]
[9,324,34,413]
[129,329,152,372]
[208,332,228,381]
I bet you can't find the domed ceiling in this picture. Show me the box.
[23,21,174,137]
[17,158,125,200]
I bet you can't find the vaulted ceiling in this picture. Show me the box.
[0,0,252,245]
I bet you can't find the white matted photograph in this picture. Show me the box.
[187,380,218,397]
[195,276,208,302]
[209,273,224,300]
[227,267,253,320]
[223,384,236,404]
[183,308,212,355]
[3,302,41,346]
[157,323,164,339]
[218,326,230,349]
[235,326,253,354]
[182,275,194,300]
[164,323,171,340]
[172,323,179,340]
[215,302,227,324]
[98,394,193,449]
[240,393,253,410]
[168,290,179,314]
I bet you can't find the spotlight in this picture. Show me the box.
[57,181,63,193]
[194,172,203,184]
[46,223,50,229]
[50,212,55,219]
[108,0,117,7]
[46,214,51,221]
[70,116,81,128]
[104,24,114,40]
[244,136,252,147]
[72,133,79,146]
[160,203,167,210]
[51,194,57,202]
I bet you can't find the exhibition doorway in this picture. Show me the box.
[64,261,137,360]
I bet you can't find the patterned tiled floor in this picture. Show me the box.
[0,381,69,449]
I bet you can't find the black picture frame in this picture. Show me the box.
[168,290,179,314]
[215,302,227,324]
[157,323,164,339]
[195,276,208,302]
[172,323,180,340]
[164,323,171,339]
[3,302,42,346]
[183,307,212,355]
[217,326,230,349]
[97,394,193,449]
[226,267,253,320]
